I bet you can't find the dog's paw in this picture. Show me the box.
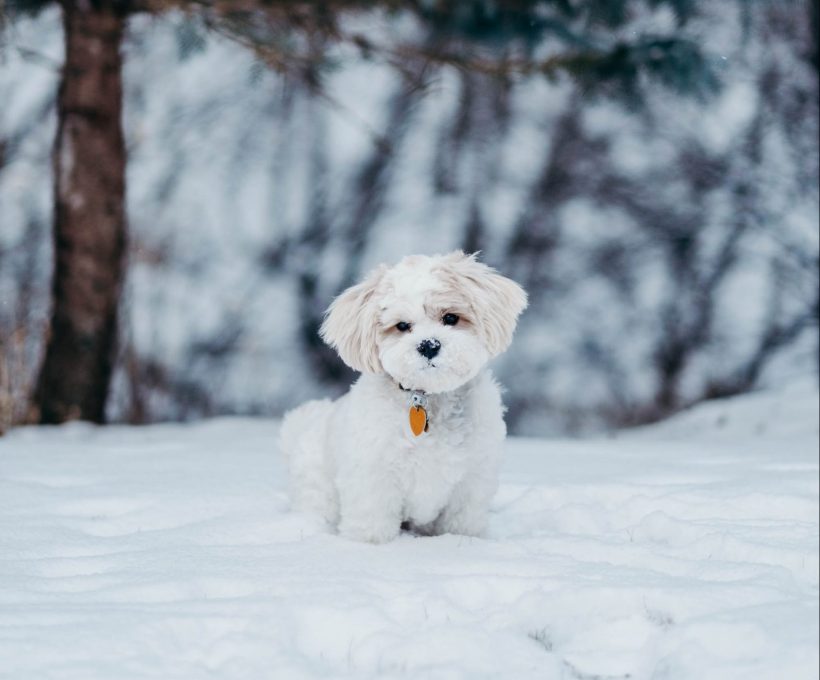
[338,519,400,544]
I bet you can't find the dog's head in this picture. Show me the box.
[320,251,527,393]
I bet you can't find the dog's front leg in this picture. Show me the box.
[336,461,403,544]
[433,456,500,538]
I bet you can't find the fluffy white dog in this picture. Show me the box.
[280,251,527,543]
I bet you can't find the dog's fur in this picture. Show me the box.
[280,251,527,543]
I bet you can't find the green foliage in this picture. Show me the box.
[561,35,722,104]
[412,0,699,44]
[0,0,727,105]
[408,0,719,101]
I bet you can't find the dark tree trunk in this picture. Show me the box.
[811,0,819,72]
[34,1,127,424]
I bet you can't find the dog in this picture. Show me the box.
[280,251,527,543]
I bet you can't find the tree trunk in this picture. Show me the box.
[34,1,127,424]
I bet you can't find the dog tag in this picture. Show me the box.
[409,405,428,436]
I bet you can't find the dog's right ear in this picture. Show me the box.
[320,265,387,374]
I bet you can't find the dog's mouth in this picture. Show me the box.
[383,348,477,394]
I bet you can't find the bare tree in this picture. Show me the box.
[34,0,127,423]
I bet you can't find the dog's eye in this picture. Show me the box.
[442,313,459,326]
[395,321,412,332]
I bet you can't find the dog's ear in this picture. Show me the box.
[320,265,387,373]
[438,251,528,357]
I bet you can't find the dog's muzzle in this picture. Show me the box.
[417,338,441,360]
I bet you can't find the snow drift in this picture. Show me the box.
[0,381,817,678]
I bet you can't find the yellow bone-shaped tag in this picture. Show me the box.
[409,405,428,436]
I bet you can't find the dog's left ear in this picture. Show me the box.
[320,265,387,373]
[438,251,528,357]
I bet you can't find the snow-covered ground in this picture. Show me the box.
[1,381,817,679]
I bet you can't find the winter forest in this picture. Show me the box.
[1,2,819,678]
[1,0,816,436]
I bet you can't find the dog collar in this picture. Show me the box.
[398,383,429,436]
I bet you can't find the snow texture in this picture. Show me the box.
[1,381,817,679]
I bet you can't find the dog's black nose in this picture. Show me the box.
[417,338,441,360]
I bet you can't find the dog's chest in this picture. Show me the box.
[396,392,471,524]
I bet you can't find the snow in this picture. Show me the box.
[1,382,817,679]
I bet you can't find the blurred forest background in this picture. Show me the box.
[0,0,817,436]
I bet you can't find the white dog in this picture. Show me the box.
[280,251,527,543]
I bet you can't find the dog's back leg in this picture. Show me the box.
[279,399,338,525]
